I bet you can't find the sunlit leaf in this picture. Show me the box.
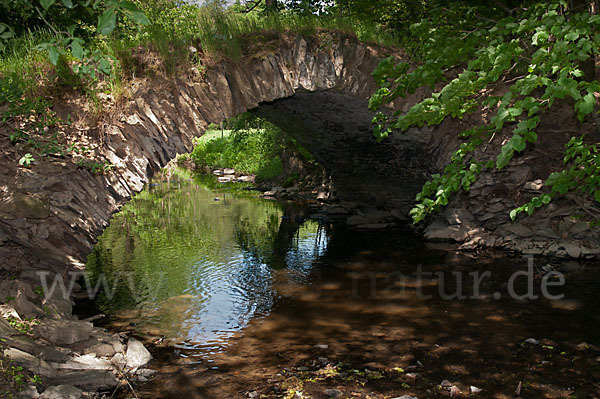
[98,7,117,35]
[70,41,84,60]
[48,46,60,65]
[130,11,150,26]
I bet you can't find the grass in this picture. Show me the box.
[0,29,57,97]
[182,7,401,61]
[0,4,401,99]
[190,114,314,182]
[0,3,397,173]
[191,127,285,181]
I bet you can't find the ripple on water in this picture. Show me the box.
[86,175,329,357]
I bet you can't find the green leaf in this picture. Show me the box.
[545,172,561,186]
[118,0,139,11]
[595,190,600,203]
[48,46,59,65]
[496,145,514,169]
[98,7,117,35]
[61,0,73,8]
[541,194,552,204]
[129,11,150,25]
[526,203,534,216]
[70,41,84,60]
[523,130,538,143]
[576,92,596,120]
[565,32,579,41]
[40,0,56,10]
[510,209,518,221]
[512,134,527,152]
[98,58,112,75]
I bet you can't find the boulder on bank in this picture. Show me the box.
[34,319,94,345]
[3,347,56,377]
[39,385,82,399]
[126,338,152,368]
[46,370,119,390]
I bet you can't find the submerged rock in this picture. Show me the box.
[324,388,342,397]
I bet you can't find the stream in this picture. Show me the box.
[86,172,600,399]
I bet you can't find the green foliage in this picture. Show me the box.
[191,113,306,182]
[0,347,42,399]
[85,172,284,313]
[1,0,399,107]
[335,0,426,34]
[370,1,600,223]
[0,23,14,50]
[283,172,300,188]
[1,0,149,87]
[76,159,115,174]
[0,74,113,168]
[18,153,35,167]
[511,136,600,220]
[6,316,38,335]
[1,76,65,158]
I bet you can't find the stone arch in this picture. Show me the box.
[0,34,427,275]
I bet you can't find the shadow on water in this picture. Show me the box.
[87,172,600,399]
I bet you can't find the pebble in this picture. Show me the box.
[524,338,540,345]
[470,386,483,394]
[314,344,328,349]
[324,389,342,398]
[405,372,419,380]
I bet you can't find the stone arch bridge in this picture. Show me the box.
[0,34,431,275]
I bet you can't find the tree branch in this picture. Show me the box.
[492,0,514,16]
[244,0,263,13]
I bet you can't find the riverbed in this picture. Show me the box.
[87,173,600,398]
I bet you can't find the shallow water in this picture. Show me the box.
[87,174,600,398]
[87,173,328,356]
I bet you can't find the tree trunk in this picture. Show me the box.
[265,0,278,12]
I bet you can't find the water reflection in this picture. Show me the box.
[86,171,329,354]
